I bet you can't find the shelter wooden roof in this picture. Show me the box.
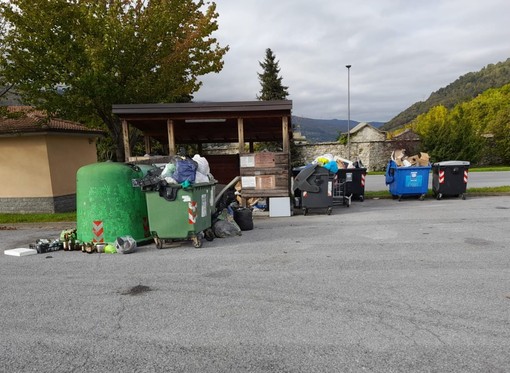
[112,100,292,144]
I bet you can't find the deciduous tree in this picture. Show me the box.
[0,0,229,160]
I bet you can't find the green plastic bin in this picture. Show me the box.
[76,162,153,244]
[145,182,216,248]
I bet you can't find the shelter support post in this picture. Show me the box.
[167,119,175,155]
[282,116,289,154]
[238,118,245,154]
[144,135,151,155]
[122,120,131,162]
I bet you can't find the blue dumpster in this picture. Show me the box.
[385,160,431,201]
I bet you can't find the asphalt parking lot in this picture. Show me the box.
[1,196,510,372]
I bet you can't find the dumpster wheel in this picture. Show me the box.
[154,235,163,250]
[327,207,332,215]
[419,194,426,201]
[192,235,202,248]
[204,228,215,242]
[436,193,443,200]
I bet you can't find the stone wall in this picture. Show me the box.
[0,194,76,213]
[294,139,421,171]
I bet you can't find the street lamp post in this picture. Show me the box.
[346,64,351,160]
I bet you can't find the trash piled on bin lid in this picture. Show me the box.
[132,154,215,190]
[312,153,364,170]
[391,149,430,167]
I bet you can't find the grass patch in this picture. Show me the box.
[364,186,510,199]
[466,186,510,193]
[468,166,510,172]
[368,165,510,175]
[0,212,76,224]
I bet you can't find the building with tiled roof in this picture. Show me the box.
[348,122,386,142]
[0,106,104,213]
[0,106,104,136]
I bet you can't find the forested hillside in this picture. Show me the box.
[410,83,510,164]
[382,58,510,131]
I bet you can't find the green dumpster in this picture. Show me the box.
[76,162,153,244]
[145,181,216,248]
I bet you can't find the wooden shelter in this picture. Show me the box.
[112,100,293,199]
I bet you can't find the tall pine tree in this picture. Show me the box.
[257,48,289,100]
[254,48,292,153]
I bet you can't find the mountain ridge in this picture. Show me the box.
[292,116,385,143]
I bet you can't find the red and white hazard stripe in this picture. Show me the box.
[92,220,104,243]
[439,170,445,184]
[464,169,468,183]
[188,201,197,224]
[361,173,366,187]
[143,216,150,237]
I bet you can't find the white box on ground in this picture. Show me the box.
[4,248,37,257]
[269,197,292,217]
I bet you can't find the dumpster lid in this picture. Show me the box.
[433,161,470,167]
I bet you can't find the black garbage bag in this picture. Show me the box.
[234,208,253,231]
[212,208,242,237]
[213,220,242,238]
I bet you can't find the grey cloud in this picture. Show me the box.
[195,0,510,122]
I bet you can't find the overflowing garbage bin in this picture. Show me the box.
[432,161,470,200]
[293,164,334,215]
[385,160,431,201]
[337,167,367,201]
[144,181,216,248]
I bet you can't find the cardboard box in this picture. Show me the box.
[392,149,406,166]
[391,150,430,167]
[408,155,419,165]
[418,152,430,166]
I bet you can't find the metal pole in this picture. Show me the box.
[346,65,351,160]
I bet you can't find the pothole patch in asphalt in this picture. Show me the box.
[121,285,152,296]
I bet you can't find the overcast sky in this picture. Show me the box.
[193,0,510,123]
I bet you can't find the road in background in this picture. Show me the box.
[365,170,510,191]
